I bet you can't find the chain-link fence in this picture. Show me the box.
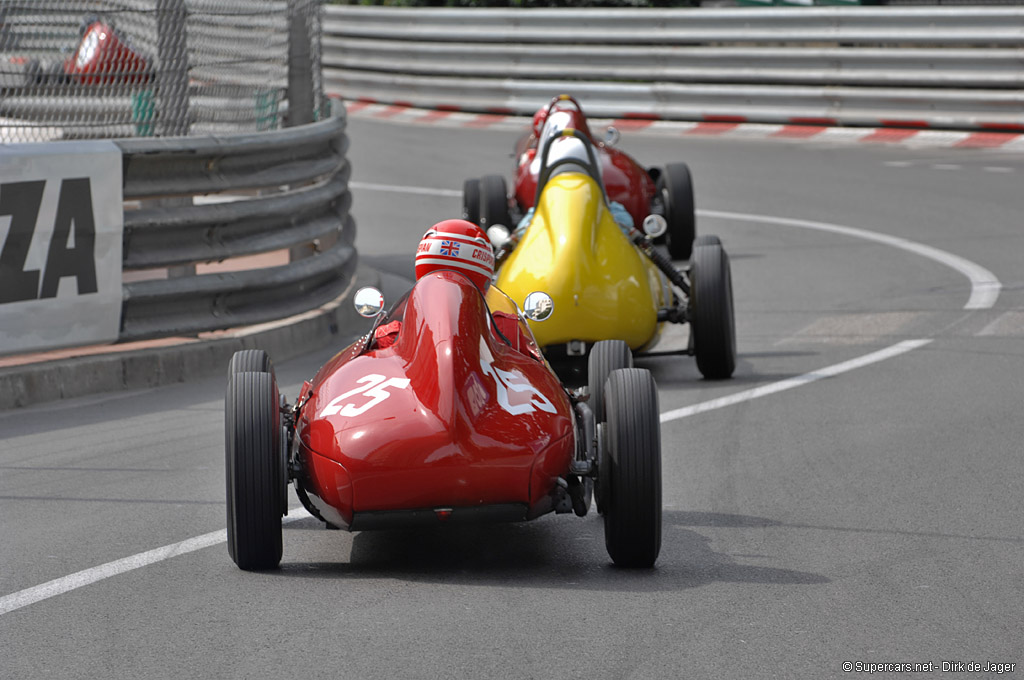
[0,0,325,143]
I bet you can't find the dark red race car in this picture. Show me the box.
[63,18,150,85]
[463,94,697,261]
[24,16,151,87]
[224,270,663,571]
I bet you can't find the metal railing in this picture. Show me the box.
[322,5,1024,130]
[117,107,356,341]
[1,0,353,359]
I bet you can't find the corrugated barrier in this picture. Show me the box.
[322,5,1024,131]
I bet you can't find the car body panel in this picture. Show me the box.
[497,172,670,352]
[295,271,575,529]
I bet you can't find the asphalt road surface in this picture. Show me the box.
[2,115,1022,679]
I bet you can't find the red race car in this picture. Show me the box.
[224,270,663,571]
[463,94,697,261]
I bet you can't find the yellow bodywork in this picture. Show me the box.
[495,173,670,351]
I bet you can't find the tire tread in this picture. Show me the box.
[691,241,737,380]
[588,340,633,423]
[225,371,283,570]
[603,368,662,568]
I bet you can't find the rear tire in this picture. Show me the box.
[462,178,481,225]
[228,350,288,516]
[587,340,633,424]
[602,368,662,568]
[596,422,608,516]
[479,174,512,230]
[659,162,696,262]
[691,240,736,379]
[589,340,632,515]
[225,371,284,570]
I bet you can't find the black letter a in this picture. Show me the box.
[40,178,99,298]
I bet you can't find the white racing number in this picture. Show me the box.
[318,374,411,418]
[479,339,556,416]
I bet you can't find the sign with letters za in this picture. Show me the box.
[0,141,123,356]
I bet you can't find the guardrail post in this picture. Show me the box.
[156,0,190,137]
[153,2,193,275]
[286,0,315,128]
[287,0,318,263]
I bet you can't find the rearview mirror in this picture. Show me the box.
[523,291,554,322]
[353,287,384,318]
[604,126,620,147]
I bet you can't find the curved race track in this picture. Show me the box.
[2,115,1023,679]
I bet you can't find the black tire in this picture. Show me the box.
[602,368,662,568]
[478,174,512,230]
[225,371,284,570]
[228,349,274,381]
[694,234,720,248]
[595,421,608,516]
[659,162,696,262]
[587,340,633,424]
[690,240,736,380]
[462,177,480,225]
[590,340,632,516]
[229,349,290,515]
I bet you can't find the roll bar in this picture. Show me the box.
[532,127,609,209]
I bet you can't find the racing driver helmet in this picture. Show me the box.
[415,219,495,292]
[531,106,549,138]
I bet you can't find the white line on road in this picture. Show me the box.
[660,339,932,423]
[350,187,1004,311]
[0,511,311,618]
[350,180,463,198]
[0,530,226,617]
[700,210,1001,310]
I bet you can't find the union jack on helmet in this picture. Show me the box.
[414,219,495,292]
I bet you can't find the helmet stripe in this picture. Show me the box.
[414,257,493,279]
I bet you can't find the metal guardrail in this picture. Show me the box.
[117,108,356,341]
[322,6,1024,131]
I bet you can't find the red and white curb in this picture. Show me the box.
[343,101,1024,151]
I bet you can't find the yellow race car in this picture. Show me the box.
[489,127,736,395]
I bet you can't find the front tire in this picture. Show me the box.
[602,368,662,568]
[690,239,736,379]
[225,370,284,570]
[694,234,720,248]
